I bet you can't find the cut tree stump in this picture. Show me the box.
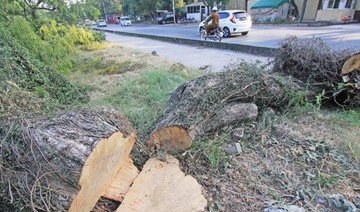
[116,156,207,212]
[148,69,301,151]
[1,108,138,211]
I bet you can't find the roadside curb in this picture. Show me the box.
[94,28,277,57]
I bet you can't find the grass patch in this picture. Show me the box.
[90,69,200,139]
[339,109,360,127]
[98,60,145,75]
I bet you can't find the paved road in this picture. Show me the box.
[99,23,360,51]
[106,32,270,72]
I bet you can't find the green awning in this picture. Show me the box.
[251,0,289,9]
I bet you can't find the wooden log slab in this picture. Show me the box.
[69,132,136,212]
[116,156,207,212]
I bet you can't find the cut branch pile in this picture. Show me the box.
[273,36,360,106]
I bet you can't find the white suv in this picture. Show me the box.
[120,16,132,26]
[198,10,252,38]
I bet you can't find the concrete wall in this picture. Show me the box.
[316,9,355,21]
[304,0,320,19]
[293,0,320,20]
[251,3,289,22]
[226,0,257,13]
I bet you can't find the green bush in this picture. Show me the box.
[7,16,99,75]
[0,23,89,117]
[93,31,106,41]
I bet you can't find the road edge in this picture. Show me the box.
[94,28,277,57]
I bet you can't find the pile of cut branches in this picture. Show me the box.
[273,36,360,107]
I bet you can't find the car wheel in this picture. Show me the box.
[241,31,249,35]
[223,27,231,38]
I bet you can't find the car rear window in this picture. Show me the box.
[219,12,229,19]
[233,12,248,21]
[122,18,130,20]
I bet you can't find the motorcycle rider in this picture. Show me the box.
[204,6,220,37]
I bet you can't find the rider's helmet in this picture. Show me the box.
[212,6,218,12]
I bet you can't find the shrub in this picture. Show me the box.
[0,24,89,118]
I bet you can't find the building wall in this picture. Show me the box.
[226,0,257,12]
[316,0,357,21]
[304,0,320,19]
[316,9,355,21]
[251,3,290,22]
[293,0,320,20]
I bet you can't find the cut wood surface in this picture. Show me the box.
[116,156,207,212]
[69,132,136,212]
[103,158,139,202]
[342,53,360,75]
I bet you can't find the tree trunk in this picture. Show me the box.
[289,0,299,17]
[147,69,310,151]
[1,108,137,211]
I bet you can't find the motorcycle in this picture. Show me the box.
[200,22,223,42]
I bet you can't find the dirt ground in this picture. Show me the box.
[72,43,360,212]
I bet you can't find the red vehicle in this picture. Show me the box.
[107,14,121,24]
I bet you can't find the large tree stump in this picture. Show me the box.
[1,108,137,211]
[147,68,306,151]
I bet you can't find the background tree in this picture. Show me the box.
[202,0,230,15]
[289,0,299,17]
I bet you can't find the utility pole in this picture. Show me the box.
[245,0,248,12]
[173,0,176,24]
[101,0,107,22]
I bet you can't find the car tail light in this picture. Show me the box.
[230,15,236,24]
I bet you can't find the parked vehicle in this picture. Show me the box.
[200,22,223,42]
[120,16,132,26]
[157,14,175,24]
[97,19,107,27]
[198,10,252,38]
[85,19,92,27]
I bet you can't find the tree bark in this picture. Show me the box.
[1,108,136,211]
[147,69,309,151]
[289,0,299,17]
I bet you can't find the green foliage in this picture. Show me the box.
[339,110,360,128]
[287,89,314,113]
[7,16,97,75]
[93,31,106,42]
[191,131,231,169]
[193,141,225,168]
[0,24,89,117]
[315,174,338,188]
[315,90,326,110]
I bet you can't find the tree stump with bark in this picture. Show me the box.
[147,67,308,151]
[1,108,137,211]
